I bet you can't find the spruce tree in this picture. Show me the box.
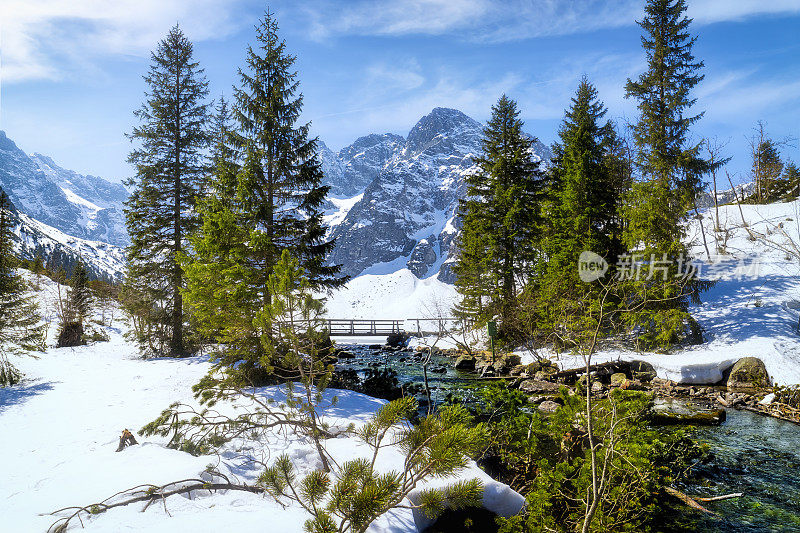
[534,77,626,345]
[57,261,93,347]
[781,161,800,200]
[453,95,547,339]
[183,11,344,383]
[0,191,43,386]
[622,0,712,349]
[750,138,783,202]
[124,24,210,356]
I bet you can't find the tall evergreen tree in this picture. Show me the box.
[453,95,547,339]
[183,11,344,383]
[534,77,627,345]
[57,261,93,348]
[622,0,712,349]
[749,137,784,202]
[124,24,210,356]
[0,191,43,386]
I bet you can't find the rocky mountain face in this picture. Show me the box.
[0,131,129,247]
[322,108,551,282]
[320,133,406,198]
[0,131,127,280]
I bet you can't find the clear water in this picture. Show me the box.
[336,345,800,532]
[663,408,800,532]
[335,344,482,406]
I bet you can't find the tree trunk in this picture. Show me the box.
[170,59,184,356]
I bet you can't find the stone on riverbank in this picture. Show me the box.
[519,379,560,394]
[650,398,727,426]
[726,357,770,390]
[454,355,476,371]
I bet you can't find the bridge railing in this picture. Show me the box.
[326,319,403,336]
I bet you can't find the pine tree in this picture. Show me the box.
[0,191,43,386]
[124,24,210,356]
[183,11,344,383]
[745,125,784,203]
[622,0,712,349]
[534,77,627,345]
[453,95,547,340]
[57,261,93,348]
[781,161,800,200]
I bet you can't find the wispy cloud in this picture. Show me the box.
[688,0,800,24]
[301,0,800,43]
[311,49,644,150]
[0,0,245,83]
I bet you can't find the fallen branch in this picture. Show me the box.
[46,473,266,533]
[695,493,743,502]
[664,487,716,515]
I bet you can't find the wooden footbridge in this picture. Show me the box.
[325,318,460,337]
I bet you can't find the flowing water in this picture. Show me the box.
[664,408,800,532]
[336,344,800,532]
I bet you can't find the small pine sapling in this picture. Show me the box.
[260,395,487,533]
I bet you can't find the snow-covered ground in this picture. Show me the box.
[1,275,520,532]
[324,267,458,320]
[533,200,800,385]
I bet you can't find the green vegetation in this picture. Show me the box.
[454,0,714,352]
[0,191,44,386]
[182,11,344,383]
[453,94,547,341]
[472,383,705,532]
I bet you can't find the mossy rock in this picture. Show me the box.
[454,355,476,371]
[610,373,628,387]
[650,398,726,426]
[726,357,770,390]
[629,360,657,382]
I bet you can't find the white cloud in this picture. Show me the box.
[0,0,245,83]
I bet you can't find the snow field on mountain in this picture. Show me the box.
[323,267,458,320]
[0,275,521,532]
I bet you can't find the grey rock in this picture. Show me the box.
[519,380,560,394]
[537,400,561,414]
[454,356,476,371]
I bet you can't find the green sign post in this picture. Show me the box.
[487,320,497,364]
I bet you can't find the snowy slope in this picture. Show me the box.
[0,131,128,247]
[16,211,126,282]
[0,276,522,532]
[324,267,458,320]
[538,199,800,386]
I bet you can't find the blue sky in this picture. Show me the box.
[1,0,799,185]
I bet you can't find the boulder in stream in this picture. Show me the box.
[650,398,726,426]
[454,355,476,371]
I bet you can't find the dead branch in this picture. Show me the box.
[47,474,266,533]
[664,487,716,515]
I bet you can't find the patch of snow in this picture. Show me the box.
[60,187,103,212]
